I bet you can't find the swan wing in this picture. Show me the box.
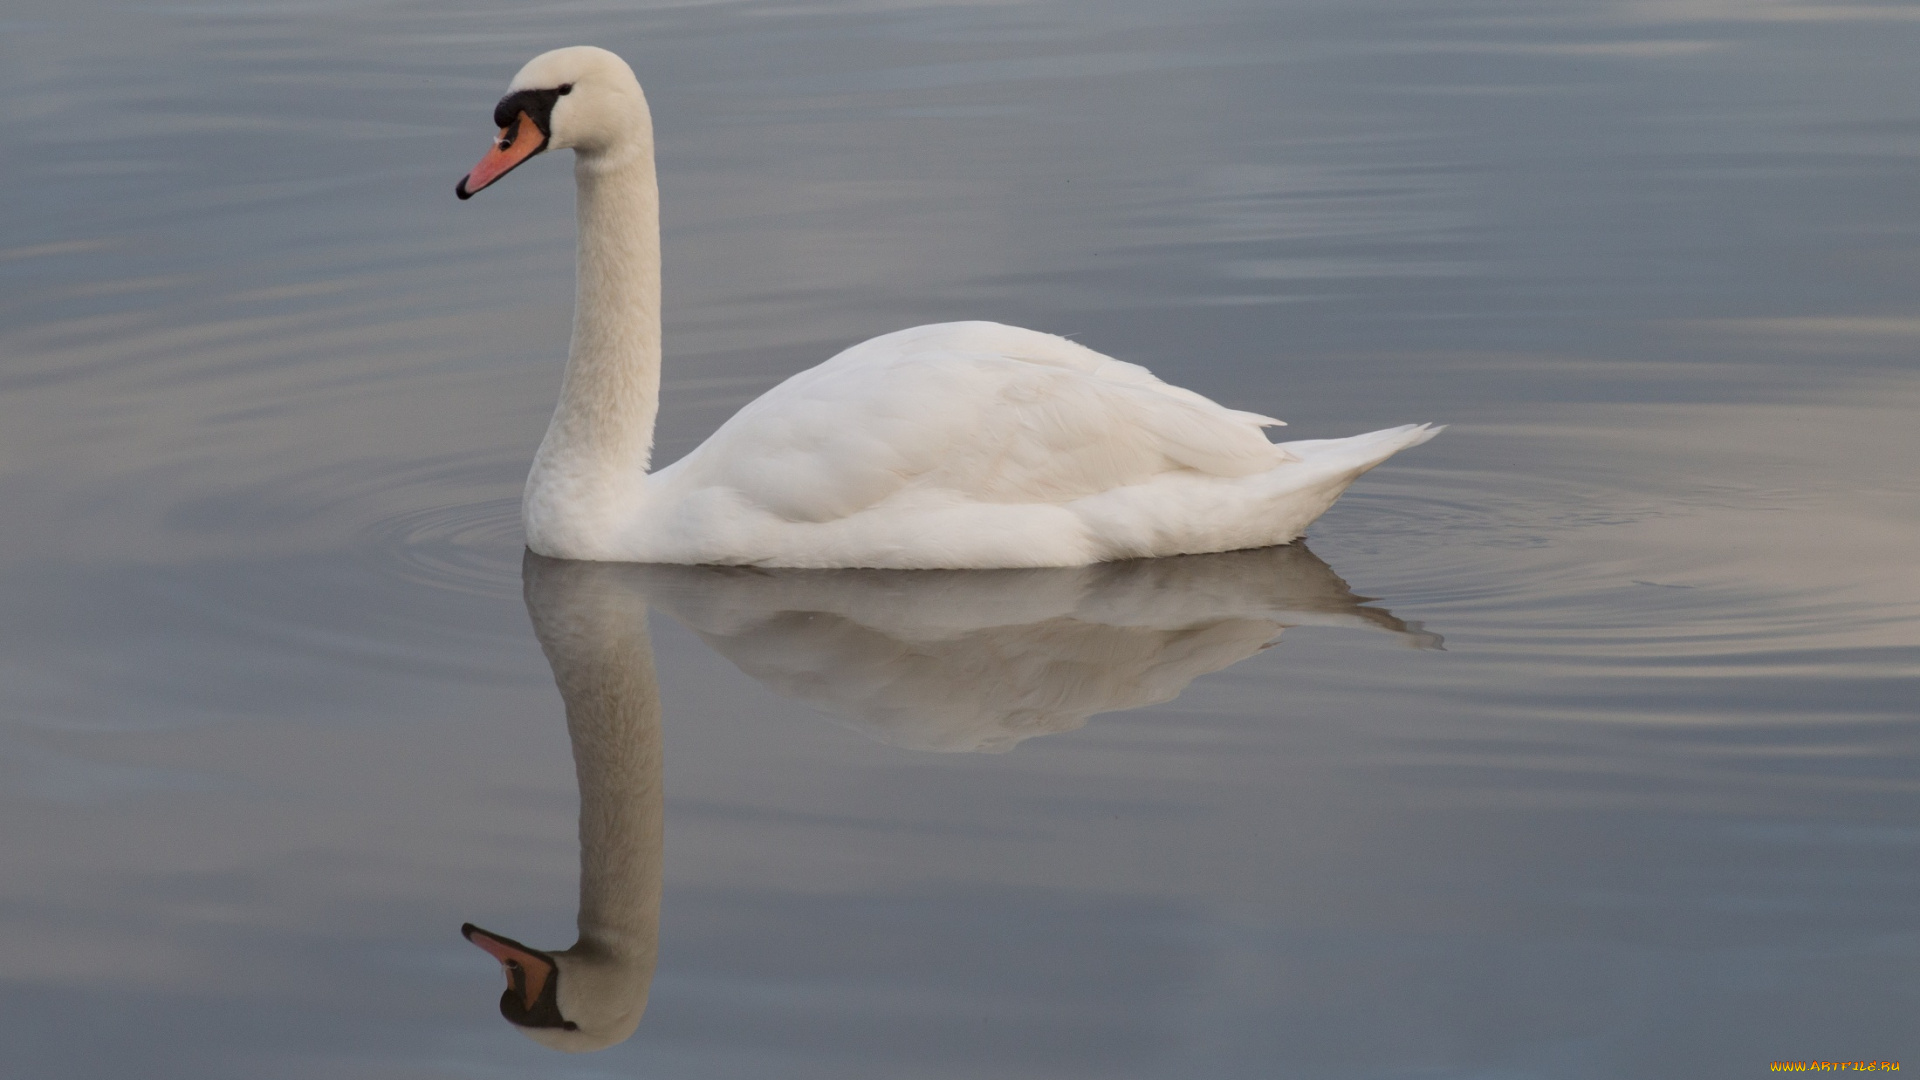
[816,321,1286,428]
[678,322,1293,522]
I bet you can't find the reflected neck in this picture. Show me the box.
[525,557,664,1047]
[560,610,662,967]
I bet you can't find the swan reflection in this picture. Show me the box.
[462,556,664,1052]
[465,544,1434,1049]
[634,542,1438,752]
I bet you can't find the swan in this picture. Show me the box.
[457,46,1439,569]
[460,555,664,1052]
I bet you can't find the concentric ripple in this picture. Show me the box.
[364,495,526,601]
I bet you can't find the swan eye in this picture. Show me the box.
[557,83,573,95]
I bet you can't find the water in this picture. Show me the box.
[3,0,1916,1075]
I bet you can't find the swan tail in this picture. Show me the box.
[1276,422,1443,475]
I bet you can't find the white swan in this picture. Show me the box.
[458,46,1438,569]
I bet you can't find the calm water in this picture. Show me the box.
[3,0,1917,1076]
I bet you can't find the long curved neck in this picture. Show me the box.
[525,123,662,557]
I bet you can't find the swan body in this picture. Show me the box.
[460,47,1438,569]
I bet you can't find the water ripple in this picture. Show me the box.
[364,495,525,601]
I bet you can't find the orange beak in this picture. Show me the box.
[461,923,557,1011]
[456,111,548,199]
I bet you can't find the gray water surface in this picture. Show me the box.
[2,1,1917,1076]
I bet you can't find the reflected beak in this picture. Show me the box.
[461,923,557,1011]
[456,111,548,200]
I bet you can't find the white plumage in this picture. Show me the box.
[640,322,1436,567]
[460,48,1438,569]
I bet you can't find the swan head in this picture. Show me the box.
[462,922,651,1052]
[457,46,649,199]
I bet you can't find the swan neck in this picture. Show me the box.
[526,125,662,556]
